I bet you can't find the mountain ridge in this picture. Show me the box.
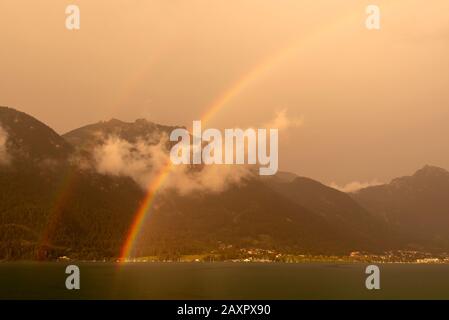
[1,106,448,259]
[353,165,449,251]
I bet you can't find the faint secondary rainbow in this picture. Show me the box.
[36,167,78,260]
[119,9,362,261]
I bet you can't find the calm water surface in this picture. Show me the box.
[0,262,448,299]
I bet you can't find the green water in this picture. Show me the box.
[0,262,448,299]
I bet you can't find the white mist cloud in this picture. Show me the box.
[92,134,252,195]
[264,109,304,131]
[88,109,303,194]
[328,179,383,193]
[0,125,10,165]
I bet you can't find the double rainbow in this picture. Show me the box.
[39,7,362,261]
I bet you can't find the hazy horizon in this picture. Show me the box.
[1,0,449,186]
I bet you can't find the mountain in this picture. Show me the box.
[352,165,449,250]
[60,118,394,256]
[0,106,72,163]
[135,178,389,257]
[262,176,396,251]
[0,106,420,260]
[63,118,180,150]
[0,107,144,260]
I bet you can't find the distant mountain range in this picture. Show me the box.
[352,165,449,251]
[0,106,448,260]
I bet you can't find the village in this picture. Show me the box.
[122,247,449,264]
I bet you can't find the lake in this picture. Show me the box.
[0,262,448,299]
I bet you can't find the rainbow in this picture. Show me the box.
[37,167,77,260]
[119,161,173,260]
[118,7,364,261]
[118,42,304,261]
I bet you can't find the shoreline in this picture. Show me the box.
[2,259,449,265]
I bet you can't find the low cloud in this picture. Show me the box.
[92,134,252,195]
[264,109,304,131]
[329,180,383,193]
[86,110,303,195]
[0,125,10,165]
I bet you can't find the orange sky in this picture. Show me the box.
[1,0,449,185]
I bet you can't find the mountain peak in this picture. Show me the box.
[63,116,180,149]
[135,118,151,124]
[0,106,72,161]
[413,165,449,177]
[99,118,154,126]
[103,118,124,125]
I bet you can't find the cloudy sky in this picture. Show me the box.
[1,0,449,186]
